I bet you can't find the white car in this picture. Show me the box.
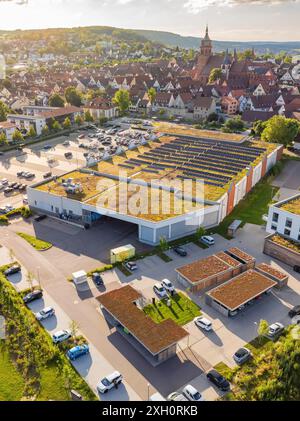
[268,322,284,337]
[97,371,123,394]
[52,329,71,344]
[201,235,215,246]
[1,178,8,185]
[167,392,189,401]
[182,385,204,401]
[153,283,168,299]
[5,204,14,212]
[194,316,213,331]
[161,279,175,293]
[35,306,55,321]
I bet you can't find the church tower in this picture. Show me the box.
[193,26,212,81]
[200,25,212,57]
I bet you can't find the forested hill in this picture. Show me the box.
[135,29,300,54]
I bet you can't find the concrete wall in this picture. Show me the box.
[264,235,300,267]
[234,176,247,206]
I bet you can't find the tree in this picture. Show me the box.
[84,110,94,122]
[0,100,10,122]
[75,114,83,126]
[257,319,269,344]
[0,132,7,145]
[147,87,157,107]
[261,115,300,146]
[113,89,130,115]
[206,112,219,123]
[27,125,36,138]
[49,93,65,108]
[52,120,62,132]
[69,320,79,341]
[42,124,49,136]
[224,117,245,133]
[12,130,24,142]
[252,120,267,137]
[208,68,222,84]
[99,116,108,126]
[195,226,206,240]
[26,271,34,291]
[63,117,71,129]
[159,236,169,252]
[65,86,82,107]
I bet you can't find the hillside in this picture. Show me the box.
[135,29,300,54]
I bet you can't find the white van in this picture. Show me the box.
[149,392,166,401]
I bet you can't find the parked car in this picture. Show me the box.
[167,392,189,401]
[125,261,137,271]
[268,322,284,337]
[92,272,104,286]
[153,283,168,299]
[201,235,215,246]
[173,246,187,257]
[63,140,70,146]
[43,171,52,179]
[97,371,123,394]
[23,290,43,304]
[35,306,55,321]
[64,152,73,159]
[182,385,204,401]
[19,184,27,192]
[52,330,71,344]
[206,370,230,391]
[0,207,7,214]
[289,305,300,318]
[4,187,13,194]
[294,265,300,274]
[5,204,14,212]
[22,195,28,204]
[1,178,8,185]
[4,265,21,276]
[194,316,213,332]
[17,171,24,177]
[233,347,252,365]
[34,214,47,222]
[67,344,89,361]
[43,145,52,150]
[161,279,175,293]
[78,134,85,139]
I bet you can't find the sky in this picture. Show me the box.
[0,0,299,42]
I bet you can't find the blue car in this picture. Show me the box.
[67,344,89,360]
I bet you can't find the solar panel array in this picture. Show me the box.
[123,136,267,188]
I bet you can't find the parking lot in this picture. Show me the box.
[0,119,154,212]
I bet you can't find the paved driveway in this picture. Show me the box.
[26,289,141,401]
[2,221,300,400]
[272,160,300,190]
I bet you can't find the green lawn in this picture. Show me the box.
[143,292,201,326]
[0,342,25,401]
[213,328,300,401]
[17,232,52,251]
[211,180,279,238]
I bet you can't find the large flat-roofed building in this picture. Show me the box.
[27,126,283,245]
[205,269,277,317]
[97,285,188,366]
[176,250,245,293]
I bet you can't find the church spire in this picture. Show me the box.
[200,25,212,57]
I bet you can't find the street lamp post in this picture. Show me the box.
[147,383,150,401]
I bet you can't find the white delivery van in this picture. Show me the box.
[149,392,166,401]
[72,270,88,286]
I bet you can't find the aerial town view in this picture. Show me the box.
[0,0,300,414]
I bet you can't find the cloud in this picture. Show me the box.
[184,0,299,13]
